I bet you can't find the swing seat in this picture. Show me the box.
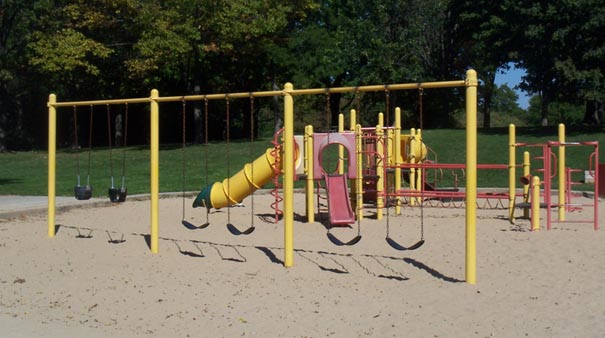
[108,187,127,203]
[227,223,255,235]
[74,185,93,200]
[327,232,362,246]
[386,237,424,251]
[182,220,210,230]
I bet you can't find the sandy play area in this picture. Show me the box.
[0,192,604,337]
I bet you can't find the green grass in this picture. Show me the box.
[1,128,603,196]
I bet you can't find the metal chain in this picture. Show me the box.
[325,92,331,128]
[384,88,390,127]
[73,106,81,179]
[204,98,209,221]
[355,90,361,116]
[87,105,93,184]
[106,104,114,180]
[249,95,255,227]
[121,103,128,179]
[418,88,424,130]
[225,97,231,225]
[181,98,187,220]
[419,130,425,240]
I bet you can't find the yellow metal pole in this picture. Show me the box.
[386,128,393,208]
[305,125,314,223]
[350,109,356,131]
[356,124,363,220]
[48,94,57,238]
[558,123,565,221]
[394,107,402,215]
[509,124,516,224]
[523,151,531,219]
[409,128,417,206]
[284,83,294,267]
[531,176,541,231]
[150,89,160,253]
[338,114,344,175]
[416,128,423,202]
[375,123,384,220]
[349,110,357,213]
[465,69,478,285]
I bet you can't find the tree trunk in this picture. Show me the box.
[583,100,603,127]
[482,72,496,129]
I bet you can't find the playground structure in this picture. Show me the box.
[48,68,599,283]
[48,70,480,284]
[510,124,599,230]
[192,108,600,236]
[46,69,602,284]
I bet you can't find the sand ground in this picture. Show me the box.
[0,192,603,337]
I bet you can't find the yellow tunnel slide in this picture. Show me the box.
[193,147,281,209]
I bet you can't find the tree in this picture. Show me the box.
[0,0,55,150]
[447,1,517,129]
[505,0,605,127]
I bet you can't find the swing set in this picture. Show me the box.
[71,104,129,202]
[47,70,480,284]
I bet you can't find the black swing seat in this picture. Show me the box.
[385,237,424,251]
[182,220,210,230]
[74,185,93,200]
[108,187,127,203]
[227,223,255,235]
[327,232,362,246]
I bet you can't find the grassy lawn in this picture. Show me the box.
[1,128,603,196]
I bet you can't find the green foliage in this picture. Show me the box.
[488,84,528,127]
[527,97,585,127]
[1,0,605,151]
[29,28,112,77]
[504,0,605,124]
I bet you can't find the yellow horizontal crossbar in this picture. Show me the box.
[48,80,468,107]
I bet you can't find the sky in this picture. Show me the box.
[493,65,531,110]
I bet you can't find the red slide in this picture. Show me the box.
[325,174,355,225]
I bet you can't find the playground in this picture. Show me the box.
[1,193,605,337]
[1,71,603,336]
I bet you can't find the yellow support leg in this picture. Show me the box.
[531,176,541,231]
[509,124,516,224]
[283,83,294,267]
[394,107,402,215]
[150,89,159,253]
[305,125,314,223]
[465,69,478,285]
[48,94,57,238]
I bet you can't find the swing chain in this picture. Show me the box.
[325,91,331,128]
[87,105,93,184]
[73,106,81,180]
[384,88,390,126]
[121,103,128,180]
[181,98,187,219]
[204,97,209,222]
[418,87,424,130]
[249,95,255,226]
[355,89,361,116]
[106,104,114,181]
[419,128,425,240]
[225,97,231,225]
